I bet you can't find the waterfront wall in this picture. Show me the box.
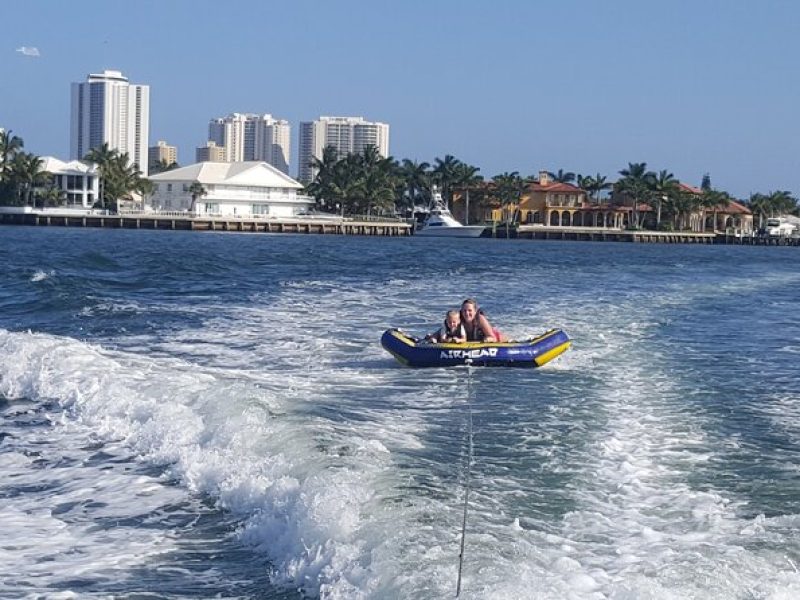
[3,211,799,245]
[0,211,412,236]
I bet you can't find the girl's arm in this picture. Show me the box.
[478,314,497,342]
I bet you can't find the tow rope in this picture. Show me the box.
[456,359,475,597]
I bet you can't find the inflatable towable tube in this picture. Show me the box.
[381,328,570,368]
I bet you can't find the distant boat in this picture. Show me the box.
[416,187,485,238]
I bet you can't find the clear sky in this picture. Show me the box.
[2,0,799,198]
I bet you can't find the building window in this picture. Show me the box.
[167,184,173,192]
[253,204,269,215]
[204,202,219,214]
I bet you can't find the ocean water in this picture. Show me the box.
[1,226,799,600]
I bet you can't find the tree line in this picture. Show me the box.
[2,130,798,228]
[305,146,483,217]
[0,131,152,210]
[305,148,799,229]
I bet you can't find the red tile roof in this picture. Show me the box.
[530,182,583,193]
[678,182,703,194]
[722,200,751,214]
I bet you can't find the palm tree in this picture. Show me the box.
[767,190,798,216]
[358,148,398,215]
[547,168,576,184]
[397,159,430,212]
[0,129,24,178]
[84,143,118,209]
[670,189,701,230]
[150,159,179,174]
[747,193,769,229]
[37,184,67,207]
[432,154,462,207]
[188,182,207,214]
[616,162,655,228]
[453,162,483,224]
[0,130,25,202]
[590,173,612,204]
[330,156,366,215]
[103,152,144,211]
[699,189,731,232]
[306,145,341,211]
[492,171,525,237]
[650,169,678,229]
[10,153,48,206]
[577,173,611,204]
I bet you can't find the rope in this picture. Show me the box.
[456,359,475,597]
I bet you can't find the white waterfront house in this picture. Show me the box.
[40,156,100,208]
[147,161,314,217]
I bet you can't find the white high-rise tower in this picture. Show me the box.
[297,116,390,183]
[70,70,150,175]
[207,113,291,174]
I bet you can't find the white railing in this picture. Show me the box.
[117,209,192,217]
[114,209,407,224]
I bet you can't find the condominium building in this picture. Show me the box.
[207,113,290,174]
[70,69,150,175]
[148,140,178,172]
[297,116,390,183]
[195,141,226,163]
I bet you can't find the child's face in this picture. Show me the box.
[446,315,460,329]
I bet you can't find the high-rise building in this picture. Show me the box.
[148,140,177,172]
[297,116,390,183]
[207,113,290,174]
[195,141,226,163]
[70,69,150,175]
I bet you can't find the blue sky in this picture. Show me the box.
[2,0,799,198]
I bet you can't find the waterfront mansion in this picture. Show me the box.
[454,171,753,234]
[148,161,314,218]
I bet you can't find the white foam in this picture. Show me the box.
[30,269,54,282]
[2,262,800,598]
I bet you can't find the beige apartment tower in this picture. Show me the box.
[297,116,390,183]
[195,141,226,163]
[206,113,290,173]
[148,140,177,172]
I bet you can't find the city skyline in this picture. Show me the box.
[2,0,800,198]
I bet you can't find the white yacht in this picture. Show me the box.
[416,187,485,237]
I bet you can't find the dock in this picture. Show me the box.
[512,225,716,243]
[4,211,798,245]
[0,211,413,237]
[506,225,800,245]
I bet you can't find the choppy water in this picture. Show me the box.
[1,226,799,599]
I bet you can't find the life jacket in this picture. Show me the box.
[438,320,466,341]
[462,308,503,342]
[462,309,486,341]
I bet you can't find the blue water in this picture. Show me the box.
[1,226,799,599]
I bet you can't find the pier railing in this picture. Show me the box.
[0,208,413,236]
[116,209,404,224]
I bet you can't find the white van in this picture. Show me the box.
[764,218,797,237]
